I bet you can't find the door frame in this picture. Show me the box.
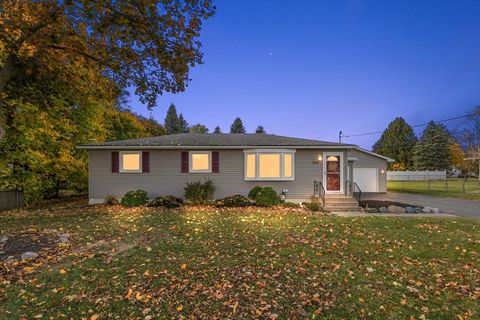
[323,152,344,194]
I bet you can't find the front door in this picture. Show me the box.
[324,153,343,193]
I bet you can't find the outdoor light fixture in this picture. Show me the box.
[317,154,322,161]
[381,169,385,174]
[313,154,322,164]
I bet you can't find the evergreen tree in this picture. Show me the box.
[230,117,246,134]
[164,104,180,134]
[189,124,209,134]
[372,117,417,170]
[255,125,266,134]
[413,121,450,170]
[178,114,189,133]
[213,126,222,134]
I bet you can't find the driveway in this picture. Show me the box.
[362,192,480,218]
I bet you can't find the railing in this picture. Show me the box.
[313,180,325,207]
[345,180,362,203]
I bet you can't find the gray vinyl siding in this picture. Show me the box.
[88,149,343,202]
[347,149,388,192]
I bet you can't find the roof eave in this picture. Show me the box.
[77,144,357,150]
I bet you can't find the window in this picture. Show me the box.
[244,150,295,180]
[120,151,142,172]
[189,151,211,173]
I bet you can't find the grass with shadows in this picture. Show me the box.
[0,203,479,319]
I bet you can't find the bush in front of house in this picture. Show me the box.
[148,195,184,208]
[104,195,119,205]
[215,195,252,207]
[303,202,320,212]
[120,190,149,207]
[254,187,280,207]
[248,186,263,200]
[184,179,215,204]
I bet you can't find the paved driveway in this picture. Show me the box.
[362,192,480,218]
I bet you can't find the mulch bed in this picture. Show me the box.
[359,200,423,209]
[0,231,59,262]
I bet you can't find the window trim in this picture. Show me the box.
[119,151,142,173]
[244,149,295,181]
[189,151,212,173]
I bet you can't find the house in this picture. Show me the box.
[78,133,393,205]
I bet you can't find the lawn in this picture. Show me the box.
[1,203,479,319]
[387,178,480,200]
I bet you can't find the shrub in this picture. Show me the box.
[184,179,215,204]
[248,186,263,200]
[148,195,184,208]
[120,190,149,207]
[215,195,252,207]
[104,195,119,205]
[254,187,280,207]
[303,202,320,212]
[280,201,301,208]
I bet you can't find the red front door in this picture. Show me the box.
[326,155,341,191]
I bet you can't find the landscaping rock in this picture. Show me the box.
[0,235,7,244]
[366,207,379,213]
[432,208,440,213]
[414,207,423,213]
[405,206,415,213]
[388,205,406,214]
[21,251,39,261]
[3,256,17,263]
[422,207,432,213]
[59,233,70,243]
[379,207,389,213]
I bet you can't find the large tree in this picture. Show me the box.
[213,126,221,134]
[164,104,189,134]
[372,117,417,170]
[413,121,450,170]
[0,0,214,138]
[230,117,246,134]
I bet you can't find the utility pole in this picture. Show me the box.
[339,131,343,143]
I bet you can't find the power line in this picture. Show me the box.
[342,112,478,139]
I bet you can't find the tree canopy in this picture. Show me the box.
[372,117,417,170]
[213,126,221,134]
[164,104,189,134]
[0,0,215,138]
[230,117,246,134]
[255,125,266,134]
[189,123,209,134]
[413,121,450,170]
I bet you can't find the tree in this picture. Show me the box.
[372,117,417,170]
[0,0,215,138]
[255,125,266,134]
[448,142,465,169]
[189,124,209,134]
[230,117,246,134]
[213,126,221,134]
[455,107,480,180]
[178,114,189,133]
[164,104,188,134]
[413,121,450,170]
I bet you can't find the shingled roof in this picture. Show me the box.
[78,133,356,149]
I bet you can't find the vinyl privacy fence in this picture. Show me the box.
[387,170,447,181]
[0,190,24,211]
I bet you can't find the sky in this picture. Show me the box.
[129,0,480,149]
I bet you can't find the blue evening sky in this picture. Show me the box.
[129,0,480,149]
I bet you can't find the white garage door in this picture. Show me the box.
[353,167,378,192]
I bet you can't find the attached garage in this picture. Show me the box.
[353,167,378,192]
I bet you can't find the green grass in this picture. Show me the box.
[1,205,479,319]
[387,178,480,200]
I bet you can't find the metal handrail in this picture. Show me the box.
[313,180,326,207]
[345,180,362,202]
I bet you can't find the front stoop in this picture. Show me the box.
[323,195,363,212]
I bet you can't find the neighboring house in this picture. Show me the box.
[78,133,393,204]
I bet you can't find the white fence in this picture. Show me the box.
[387,170,447,181]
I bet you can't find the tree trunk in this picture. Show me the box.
[0,54,18,140]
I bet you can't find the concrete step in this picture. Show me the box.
[325,207,364,212]
[324,203,360,208]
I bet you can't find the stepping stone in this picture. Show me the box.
[21,252,39,261]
